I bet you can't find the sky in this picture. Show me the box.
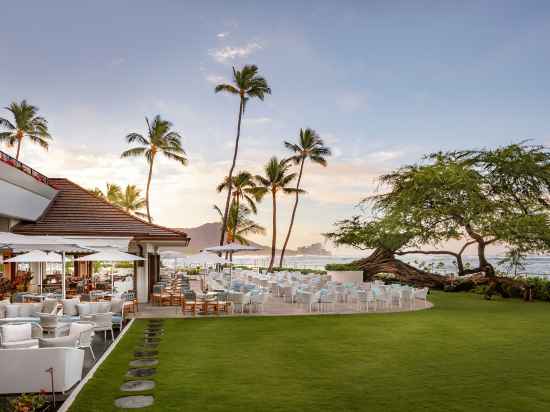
[1,1,550,256]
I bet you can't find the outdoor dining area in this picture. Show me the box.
[140,243,431,318]
[0,233,142,395]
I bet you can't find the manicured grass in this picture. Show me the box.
[69,292,550,411]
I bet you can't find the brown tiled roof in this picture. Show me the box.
[12,178,190,243]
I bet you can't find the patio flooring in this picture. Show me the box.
[129,295,433,319]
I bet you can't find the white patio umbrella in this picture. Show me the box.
[203,242,261,254]
[183,252,229,292]
[0,233,93,299]
[203,242,261,285]
[5,250,63,295]
[184,251,230,266]
[75,249,144,294]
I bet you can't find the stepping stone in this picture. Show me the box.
[134,350,158,358]
[143,338,161,344]
[127,368,156,378]
[115,395,154,409]
[148,320,164,324]
[130,359,158,368]
[135,343,159,350]
[143,328,163,333]
[120,380,156,392]
[144,330,163,338]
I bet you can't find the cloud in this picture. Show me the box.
[208,43,262,63]
[216,32,230,38]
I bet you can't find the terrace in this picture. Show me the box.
[0,149,49,185]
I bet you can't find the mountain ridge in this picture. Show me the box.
[178,222,330,256]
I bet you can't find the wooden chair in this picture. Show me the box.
[181,291,199,316]
[214,292,229,314]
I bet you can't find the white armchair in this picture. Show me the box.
[91,312,114,340]
[69,321,96,360]
[0,323,39,349]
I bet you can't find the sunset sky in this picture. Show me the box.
[2,1,550,255]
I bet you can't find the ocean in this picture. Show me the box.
[228,254,550,277]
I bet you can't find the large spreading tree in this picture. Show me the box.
[326,143,550,287]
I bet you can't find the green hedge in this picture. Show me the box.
[325,263,361,271]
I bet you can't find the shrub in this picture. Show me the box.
[325,263,361,271]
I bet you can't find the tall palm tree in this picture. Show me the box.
[217,171,262,239]
[255,157,301,272]
[121,115,187,223]
[0,100,52,160]
[214,65,271,246]
[214,203,266,245]
[279,129,331,267]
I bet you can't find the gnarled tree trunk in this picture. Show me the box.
[356,247,449,288]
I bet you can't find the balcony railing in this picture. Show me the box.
[0,149,49,185]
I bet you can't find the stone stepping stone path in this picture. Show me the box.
[115,396,154,409]
[115,319,165,409]
[126,368,156,378]
[134,350,158,358]
[130,359,159,368]
[120,380,156,392]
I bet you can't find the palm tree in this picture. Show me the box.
[214,65,271,246]
[217,171,262,239]
[90,183,122,202]
[89,183,147,219]
[279,129,331,267]
[106,183,122,203]
[255,157,301,272]
[117,185,148,219]
[121,115,187,223]
[0,100,52,160]
[214,203,266,245]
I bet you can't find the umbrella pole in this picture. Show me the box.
[40,262,43,295]
[62,252,66,299]
[112,262,115,294]
[229,251,233,289]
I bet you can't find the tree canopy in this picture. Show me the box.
[327,143,550,277]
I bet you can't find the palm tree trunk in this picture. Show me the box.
[233,195,240,241]
[220,97,244,245]
[268,191,277,272]
[15,134,23,161]
[145,158,155,223]
[279,158,305,268]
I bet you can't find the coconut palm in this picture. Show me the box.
[255,157,302,272]
[214,65,271,245]
[279,128,331,267]
[121,115,187,223]
[214,203,266,245]
[217,171,262,239]
[89,183,147,219]
[0,100,52,160]
[106,183,122,203]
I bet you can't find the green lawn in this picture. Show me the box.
[69,292,550,412]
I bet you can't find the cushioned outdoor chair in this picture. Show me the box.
[69,321,96,360]
[0,323,39,349]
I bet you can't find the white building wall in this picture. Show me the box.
[0,162,57,221]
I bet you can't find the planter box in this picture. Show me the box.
[327,270,363,283]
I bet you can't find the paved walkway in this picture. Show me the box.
[129,295,433,319]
